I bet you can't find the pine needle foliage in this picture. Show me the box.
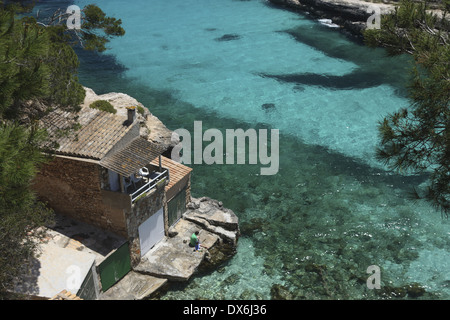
[364,0,450,216]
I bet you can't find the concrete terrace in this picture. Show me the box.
[102,197,240,299]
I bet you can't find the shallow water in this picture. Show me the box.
[42,0,449,299]
[75,0,415,168]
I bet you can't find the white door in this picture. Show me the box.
[138,207,165,257]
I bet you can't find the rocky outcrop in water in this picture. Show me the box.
[262,103,276,112]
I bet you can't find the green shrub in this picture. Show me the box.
[89,100,117,114]
[137,106,146,115]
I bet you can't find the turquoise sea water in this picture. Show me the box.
[51,0,449,299]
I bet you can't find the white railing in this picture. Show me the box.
[131,170,168,203]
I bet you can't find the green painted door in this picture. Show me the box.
[98,241,131,292]
[168,186,187,227]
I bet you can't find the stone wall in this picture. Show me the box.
[33,156,128,237]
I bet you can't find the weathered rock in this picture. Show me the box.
[167,226,179,238]
[376,282,427,299]
[184,214,238,245]
[187,199,201,210]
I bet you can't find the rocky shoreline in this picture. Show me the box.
[135,197,240,283]
[268,0,394,38]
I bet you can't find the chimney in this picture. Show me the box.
[126,106,136,125]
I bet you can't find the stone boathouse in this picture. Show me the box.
[17,90,240,300]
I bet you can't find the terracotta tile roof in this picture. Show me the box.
[100,138,166,177]
[151,156,192,191]
[40,107,136,160]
